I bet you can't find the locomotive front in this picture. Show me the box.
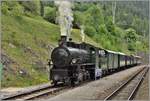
[51,47,71,68]
[50,44,90,85]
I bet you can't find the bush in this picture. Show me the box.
[43,7,56,23]
[125,28,138,42]
[84,26,97,37]
[98,24,108,35]
[84,5,104,27]
[20,1,40,15]
[74,2,92,12]
[105,16,115,32]
[73,11,85,28]
[1,1,24,16]
[128,43,135,51]
[1,2,9,15]
[12,3,24,16]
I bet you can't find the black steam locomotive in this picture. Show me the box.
[49,37,141,85]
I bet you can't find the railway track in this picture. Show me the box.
[2,66,147,100]
[2,83,65,100]
[104,66,149,101]
[2,80,91,100]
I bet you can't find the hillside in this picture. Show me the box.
[1,1,148,87]
[1,14,98,87]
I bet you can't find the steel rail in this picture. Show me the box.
[25,80,93,100]
[128,67,149,100]
[104,66,147,101]
[2,78,92,100]
[2,83,63,100]
[19,87,65,100]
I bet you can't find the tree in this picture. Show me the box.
[20,0,40,15]
[84,26,97,37]
[105,16,115,33]
[43,7,56,23]
[125,28,138,51]
[1,1,24,16]
[125,28,137,42]
[84,5,104,34]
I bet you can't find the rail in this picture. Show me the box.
[104,66,149,100]
[2,83,64,100]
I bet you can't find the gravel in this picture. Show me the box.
[48,65,145,101]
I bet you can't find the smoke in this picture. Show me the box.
[55,1,74,41]
[80,25,85,42]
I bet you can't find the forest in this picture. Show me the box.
[1,1,149,87]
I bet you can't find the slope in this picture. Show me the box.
[1,15,98,87]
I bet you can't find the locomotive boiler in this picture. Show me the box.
[51,46,90,68]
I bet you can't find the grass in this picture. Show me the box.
[1,14,99,87]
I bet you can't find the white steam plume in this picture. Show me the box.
[55,1,74,41]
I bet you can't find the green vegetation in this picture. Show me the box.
[1,1,148,87]
[73,2,148,53]
[1,2,97,87]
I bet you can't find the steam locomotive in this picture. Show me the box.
[49,36,141,85]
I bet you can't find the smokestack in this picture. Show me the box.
[55,1,74,42]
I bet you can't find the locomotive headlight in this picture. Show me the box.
[72,59,77,64]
